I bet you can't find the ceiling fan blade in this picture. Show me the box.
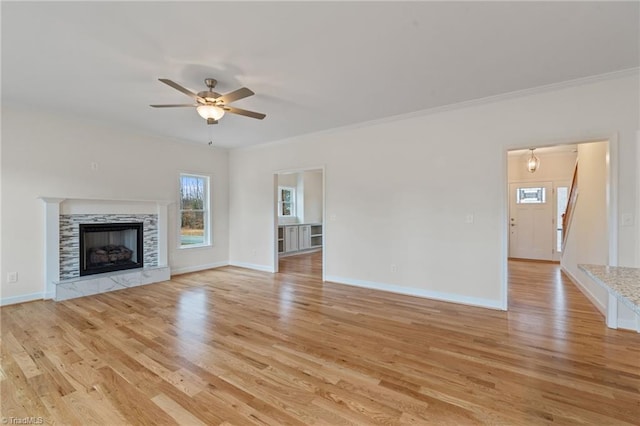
[217,87,254,104]
[150,104,198,108]
[224,106,266,120]
[158,78,204,102]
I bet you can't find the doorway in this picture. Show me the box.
[507,146,578,262]
[273,168,325,279]
[504,139,616,315]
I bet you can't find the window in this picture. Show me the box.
[179,174,210,248]
[516,187,546,204]
[278,186,295,217]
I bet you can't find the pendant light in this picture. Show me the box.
[527,148,540,173]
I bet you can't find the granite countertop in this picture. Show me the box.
[579,264,640,315]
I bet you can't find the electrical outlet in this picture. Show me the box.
[7,272,18,283]
[90,162,99,171]
[391,264,398,273]
[621,213,633,226]
[465,214,474,224]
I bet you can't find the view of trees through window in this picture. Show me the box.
[180,174,208,246]
[279,187,295,217]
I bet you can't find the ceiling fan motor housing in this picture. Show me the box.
[198,79,221,102]
[197,90,222,102]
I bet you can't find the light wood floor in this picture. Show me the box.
[2,252,639,424]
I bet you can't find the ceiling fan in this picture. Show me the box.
[150,78,266,125]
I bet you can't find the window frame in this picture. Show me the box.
[178,173,211,249]
[516,186,547,204]
[278,186,296,217]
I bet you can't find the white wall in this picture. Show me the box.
[637,130,640,266]
[561,141,610,313]
[229,73,639,310]
[277,173,298,188]
[303,170,323,224]
[508,150,577,183]
[1,105,229,303]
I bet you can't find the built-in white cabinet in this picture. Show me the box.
[278,223,322,255]
[284,225,299,253]
[298,225,311,250]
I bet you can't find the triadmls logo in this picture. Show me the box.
[1,418,44,425]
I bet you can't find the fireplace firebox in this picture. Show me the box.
[79,222,143,276]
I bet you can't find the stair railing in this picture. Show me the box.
[561,160,578,252]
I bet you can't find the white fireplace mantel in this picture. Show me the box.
[39,196,172,300]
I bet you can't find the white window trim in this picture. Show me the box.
[178,173,211,249]
[516,186,547,204]
[278,186,296,217]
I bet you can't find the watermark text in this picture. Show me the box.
[1,417,44,425]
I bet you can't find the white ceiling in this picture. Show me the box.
[2,2,638,149]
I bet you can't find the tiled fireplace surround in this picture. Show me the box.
[40,197,171,301]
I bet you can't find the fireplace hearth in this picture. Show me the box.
[79,222,143,276]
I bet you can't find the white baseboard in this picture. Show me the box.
[561,266,606,316]
[171,261,229,276]
[618,318,640,333]
[324,275,503,310]
[228,262,275,273]
[1,292,44,307]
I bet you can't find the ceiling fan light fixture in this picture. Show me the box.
[527,148,540,173]
[196,104,225,121]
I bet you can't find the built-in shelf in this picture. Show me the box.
[278,223,322,256]
[277,226,285,254]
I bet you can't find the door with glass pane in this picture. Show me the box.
[509,182,554,260]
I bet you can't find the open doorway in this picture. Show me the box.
[507,146,577,262]
[504,139,615,313]
[273,168,324,278]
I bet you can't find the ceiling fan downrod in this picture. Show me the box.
[204,78,217,90]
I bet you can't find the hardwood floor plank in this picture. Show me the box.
[151,393,207,426]
[1,252,639,424]
[27,373,83,424]
[62,386,130,425]
[97,366,177,425]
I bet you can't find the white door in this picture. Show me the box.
[298,225,311,250]
[509,182,553,260]
[285,226,299,252]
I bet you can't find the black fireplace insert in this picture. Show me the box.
[79,222,143,276]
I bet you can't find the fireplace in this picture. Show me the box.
[79,222,143,276]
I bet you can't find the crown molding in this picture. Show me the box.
[237,67,640,153]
